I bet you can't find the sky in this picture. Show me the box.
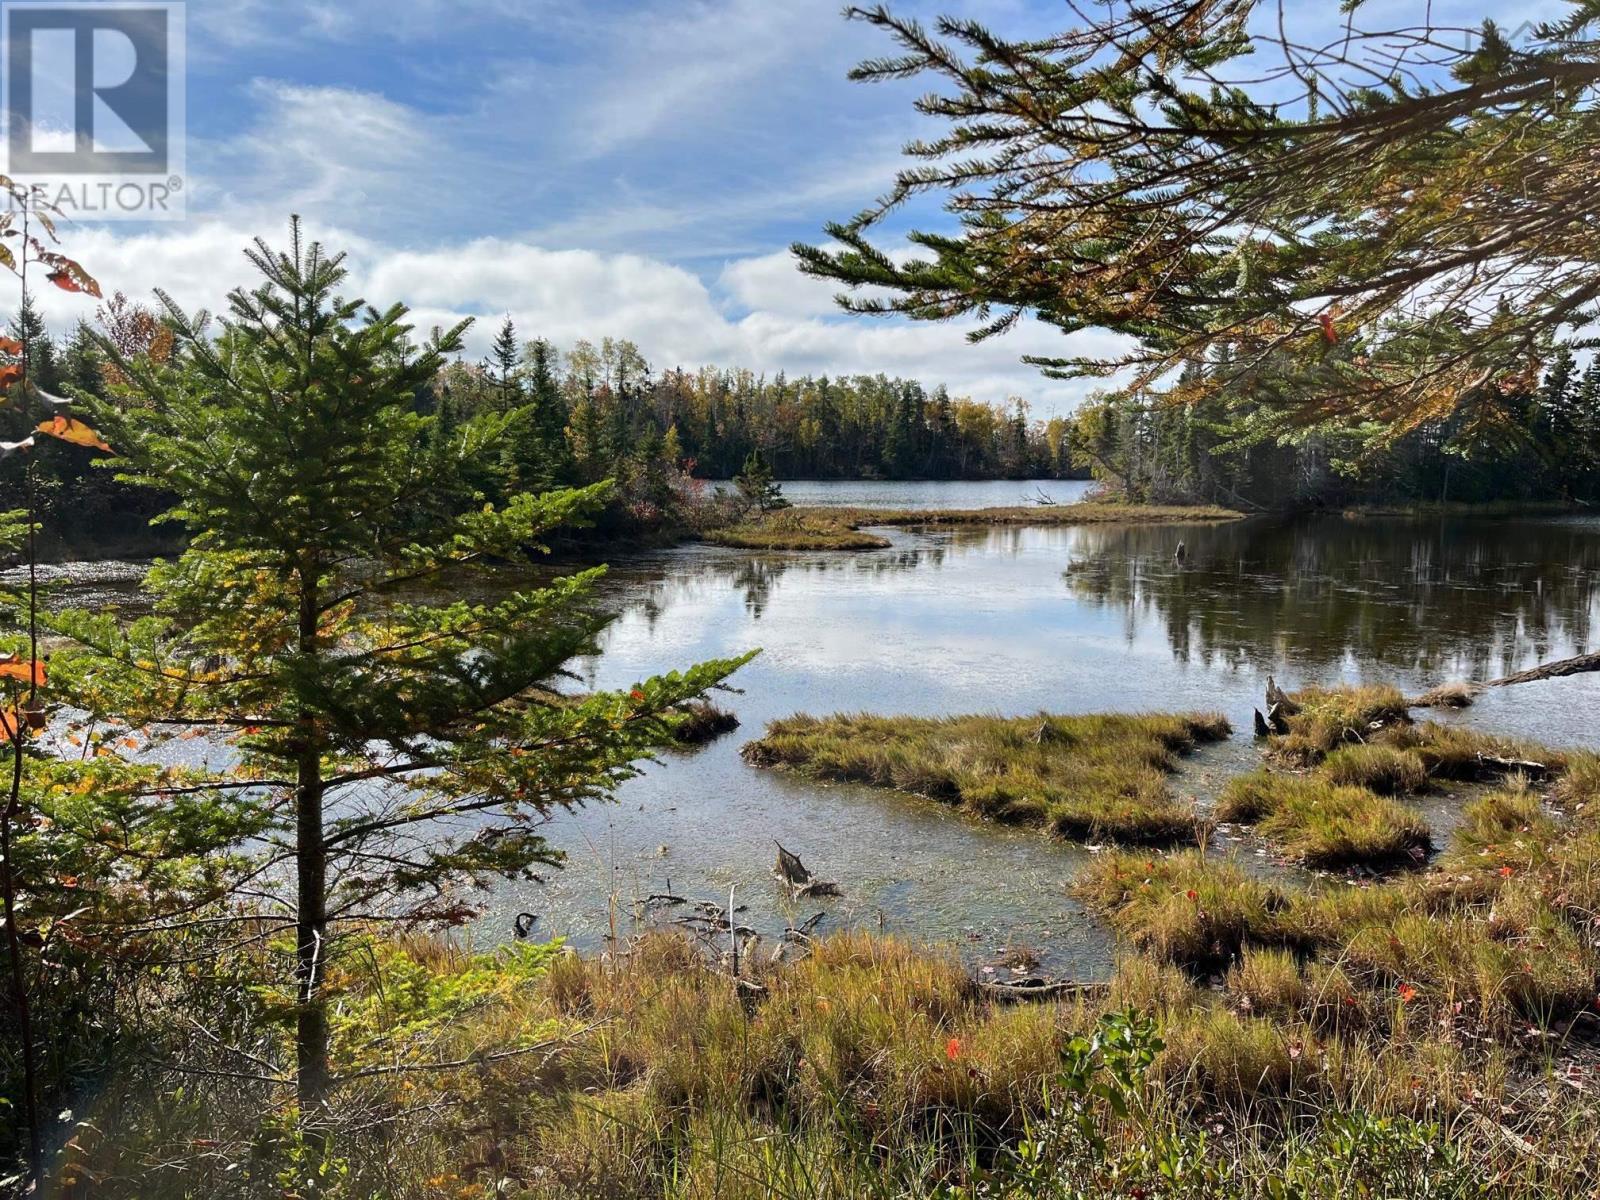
[14,0,1570,415]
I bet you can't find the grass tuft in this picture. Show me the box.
[1320,743,1429,794]
[670,699,741,746]
[1412,681,1479,708]
[1217,771,1432,868]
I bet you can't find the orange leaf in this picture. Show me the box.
[0,337,21,356]
[1318,313,1338,343]
[36,415,111,453]
[945,1037,962,1062]
[1398,983,1418,1004]
[0,363,21,388]
[0,656,45,685]
[0,708,18,739]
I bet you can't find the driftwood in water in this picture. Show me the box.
[783,911,827,942]
[1408,650,1600,710]
[977,977,1111,1004]
[512,912,539,939]
[1253,708,1271,738]
[1173,541,1187,563]
[1488,650,1600,689]
[1266,676,1298,715]
[774,841,841,898]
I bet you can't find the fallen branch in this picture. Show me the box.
[1488,650,1600,688]
[977,978,1111,1003]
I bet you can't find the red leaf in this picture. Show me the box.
[944,1037,962,1062]
[1318,313,1338,343]
[46,268,100,297]
[0,337,22,357]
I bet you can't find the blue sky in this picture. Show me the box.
[33,0,1572,414]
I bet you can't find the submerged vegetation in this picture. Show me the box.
[743,711,1230,843]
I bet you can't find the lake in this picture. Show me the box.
[476,500,1600,976]
[27,490,1600,978]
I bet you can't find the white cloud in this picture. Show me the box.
[717,249,841,318]
[45,223,1113,414]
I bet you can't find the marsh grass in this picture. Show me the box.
[1385,721,1570,781]
[702,507,893,550]
[44,685,1600,1199]
[1320,744,1430,794]
[54,917,1600,1199]
[1216,772,1432,868]
[743,710,1231,844]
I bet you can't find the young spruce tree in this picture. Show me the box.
[65,222,750,1121]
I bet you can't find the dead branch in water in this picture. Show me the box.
[1488,650,1600,689]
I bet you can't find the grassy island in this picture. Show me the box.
[742,710,1231,843]
[702,500,1243,551]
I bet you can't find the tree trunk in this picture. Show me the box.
[3,742,42,1179]
[294,570,329,1116]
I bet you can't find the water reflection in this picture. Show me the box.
[1060,515,1600,680]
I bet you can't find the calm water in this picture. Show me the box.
[767,478,1094,509]
[477,507,1600,975]
[25,496,1600,977]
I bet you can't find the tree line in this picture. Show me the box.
[1072,345,1600,510]
[1,311,1084,551]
